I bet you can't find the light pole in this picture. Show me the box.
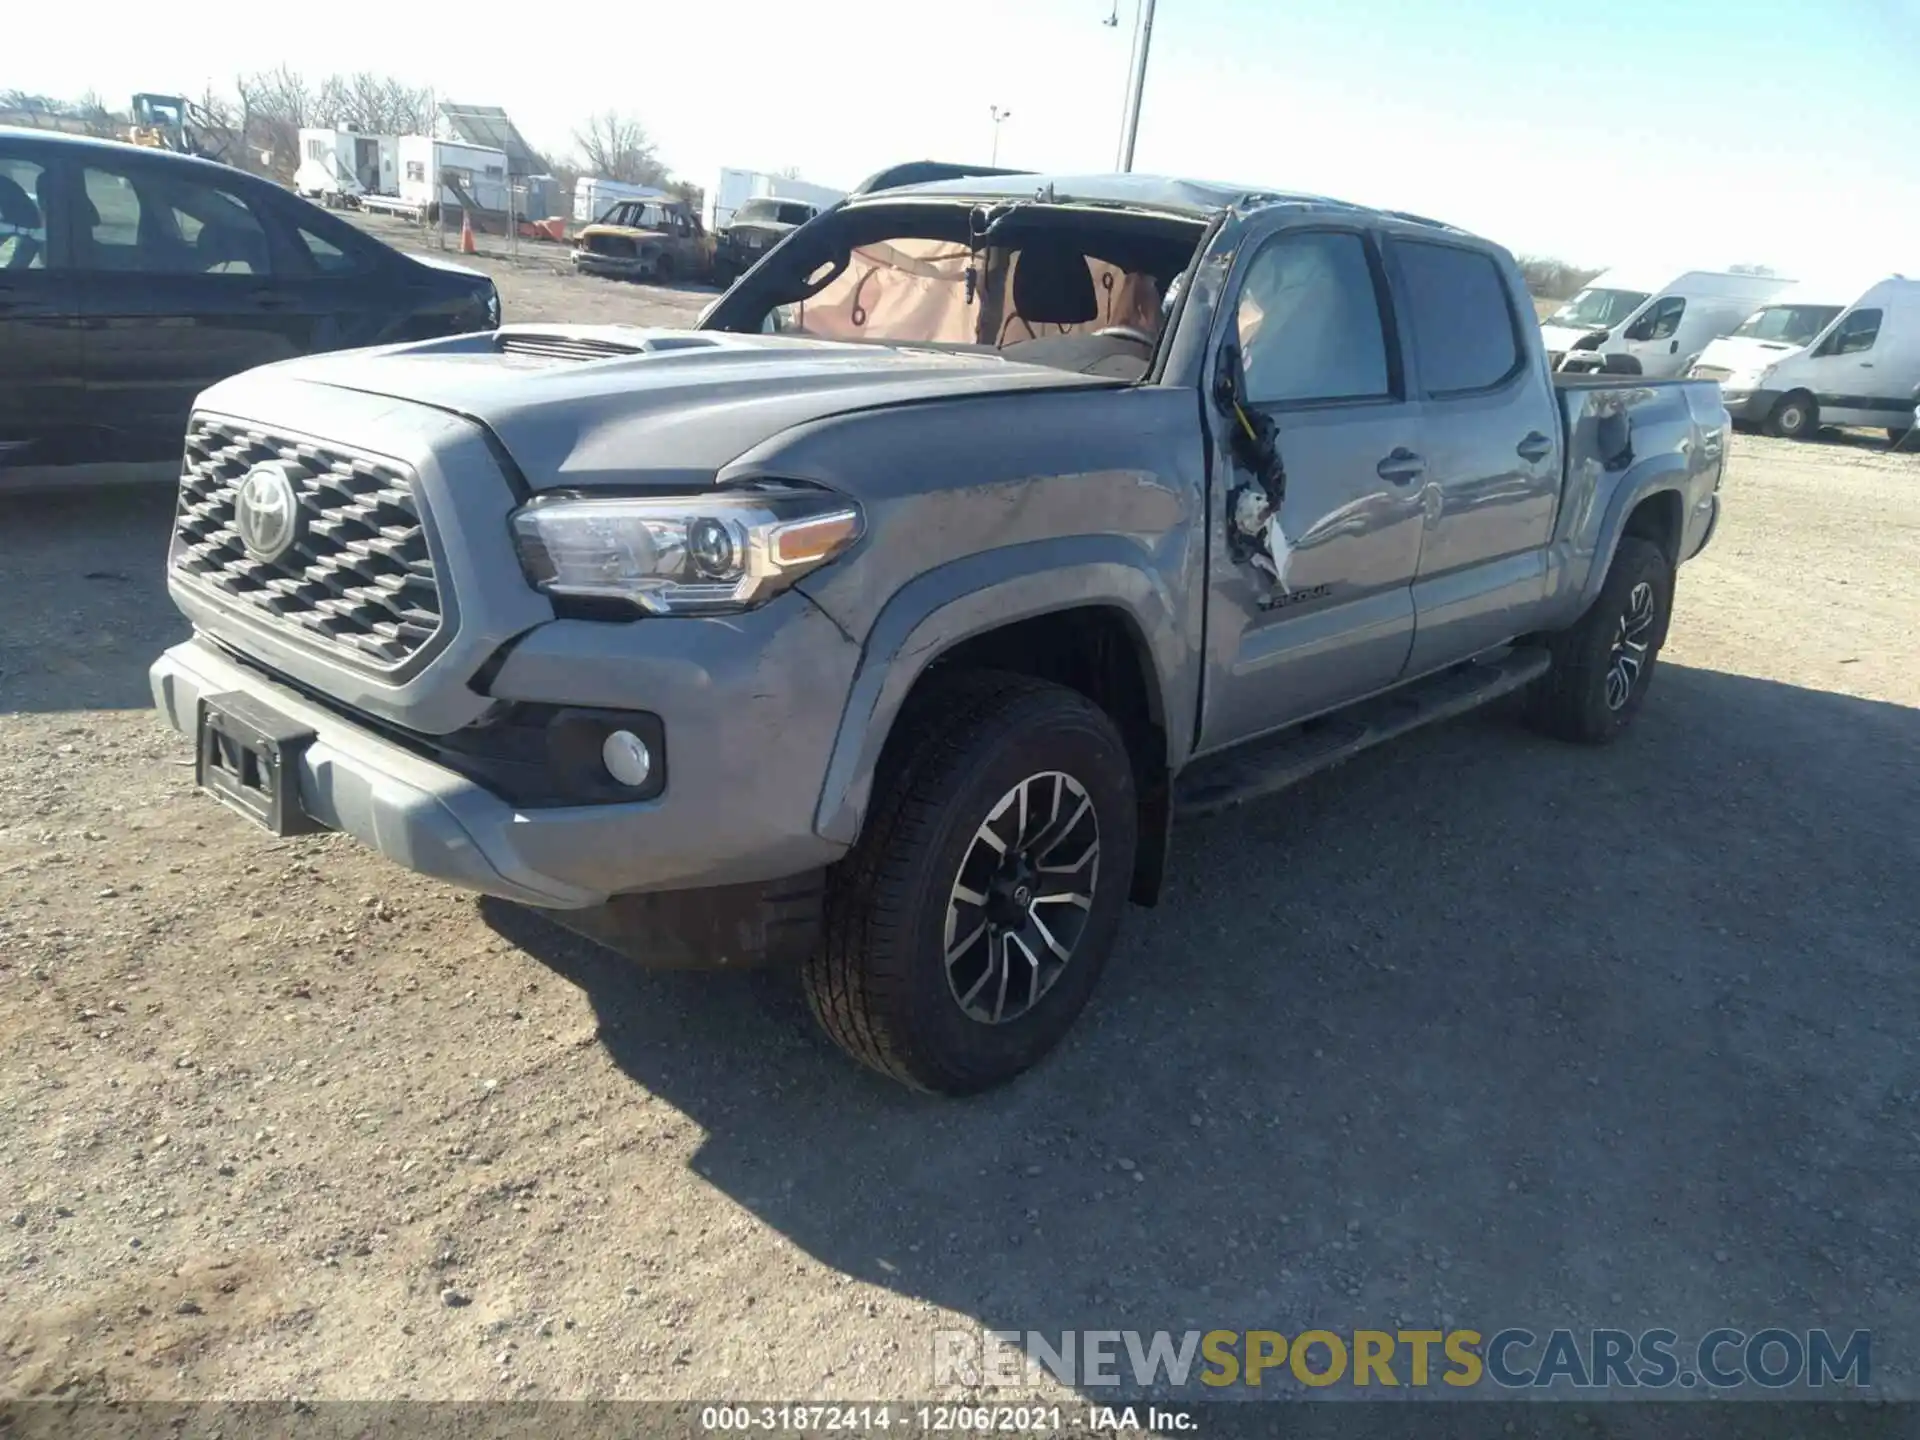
[1114,0,1158,172]
[990,105,1012,165]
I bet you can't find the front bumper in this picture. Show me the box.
[1718,388,1779,424]
[151,617,854,914]
[154,638,618,908]
[716,239,769,269]
[573,249,655,279]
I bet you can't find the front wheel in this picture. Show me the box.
[806,671,1138,1093]
[1768,391,1819,440]
[1524,536,1673,744]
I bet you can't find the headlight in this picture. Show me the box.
[511,486,863,616]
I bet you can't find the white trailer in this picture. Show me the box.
[573,177,669,227]
[294,129,398,204]
[707,168,845,231]
[360,136,512,220]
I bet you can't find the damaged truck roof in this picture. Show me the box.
[860,171,1468,234]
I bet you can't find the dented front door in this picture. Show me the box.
[1195,223,1426,753]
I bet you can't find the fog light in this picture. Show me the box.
[601,730,653,788]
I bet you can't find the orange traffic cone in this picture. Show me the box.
[459,212,477,255]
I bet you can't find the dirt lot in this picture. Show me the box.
[1,242,1917,1405]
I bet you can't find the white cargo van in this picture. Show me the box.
[1691,276,1920,440]
[1541,267,1792,379]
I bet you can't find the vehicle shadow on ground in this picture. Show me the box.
[0,486,183,714]
[484,662,1920,1399]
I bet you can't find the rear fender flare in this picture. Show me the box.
[1575,459,1689,616]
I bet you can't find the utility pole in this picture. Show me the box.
[990,105,1012,165]
[1114,0,1157,172]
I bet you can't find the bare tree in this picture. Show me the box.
[0,90,118,136]
[315,72,433,134]
[572,111,668,187]
[236,65,314,128]
[73,90,119,137]
[235,66,316,179]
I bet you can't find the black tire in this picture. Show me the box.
[806,671,1138,1094]
[1767,391,1819,440]
[1887,427,1912,449]
[653,253,675,283]
[1524,536,1673,744]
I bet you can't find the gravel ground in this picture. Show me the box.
[1,246,1917,1403]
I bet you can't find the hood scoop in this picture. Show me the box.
[494,328,724,365]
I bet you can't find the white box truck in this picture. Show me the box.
[707,167,845,232]
[360,136,510,220]
[294,129,398,205]
[1541,267,1793,378]
[572,177,669,227]
[1692,275,1920,441]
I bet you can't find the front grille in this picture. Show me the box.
[1691,365,1733,383]
[585,234,636,258]
[497,332,645,363]
[172,417,444,669]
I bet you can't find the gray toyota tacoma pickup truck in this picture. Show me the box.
[151,173,1726,1093]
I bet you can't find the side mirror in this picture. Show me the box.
[1599,353,1643,376]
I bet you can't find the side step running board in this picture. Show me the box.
[1174,646,1552,819]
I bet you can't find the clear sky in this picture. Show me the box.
[13,0,1920,278]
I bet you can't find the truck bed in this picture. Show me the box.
[1555,374,1728,478]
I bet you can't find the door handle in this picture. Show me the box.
[1376,447,1425,484]
[1669,340,1679,353]
[249,290,293,311]
[1516,431,1554,463]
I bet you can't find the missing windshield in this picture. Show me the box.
[703,200,1207,380]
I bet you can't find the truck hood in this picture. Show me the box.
[209,326,1114,489]
[1693,333,1803,376]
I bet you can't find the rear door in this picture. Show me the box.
[1195,223,1426,752]
[0,142,86,477]
[1386,235,1558,674]
[72,156,311,464]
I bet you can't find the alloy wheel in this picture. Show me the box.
[943,771,1101,1025]
[1605,580,1656,711]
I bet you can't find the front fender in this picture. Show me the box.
[812,537,1192,845]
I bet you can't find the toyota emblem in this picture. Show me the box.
[233,463,300,562]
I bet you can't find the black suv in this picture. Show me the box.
[712,197,819,284]
[0,128,500,489]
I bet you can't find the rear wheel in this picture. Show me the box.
[1768,391,1819,440]
[806,671,1137,1093]
[1887,427,1913,449]
[1524,536,1673,744]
